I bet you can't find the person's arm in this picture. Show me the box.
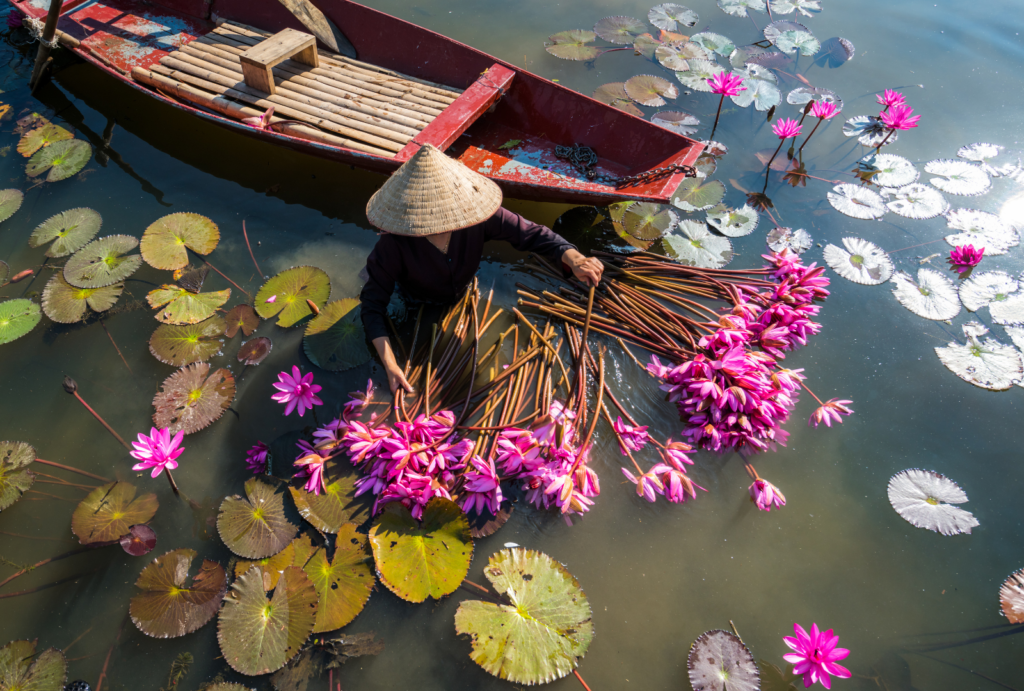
[485,208,604,286]
[372,336,413,394]
[359,237,414,394]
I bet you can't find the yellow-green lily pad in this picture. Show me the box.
[0,441,36,511]
[0,299,42,345]
[148,316,226,367]
[255,266,331,328]
[71,481,159,545]
[42,273,122,324]
[29,208,102,258]
[217,477,298,559]
[147,286,231,325]
[152,362,235,434]
[140,213,220,271]
[129,548,227,638]
[63,235,142,288]
[302,298,371,371]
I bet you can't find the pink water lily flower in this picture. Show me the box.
[809,399,854,428]
[266,295,277,303]
[708,72,747,97]
[294,452,328,495]
[130,427,184,478]
[772,118,803,139]
[879,104,920,130]
[622,467,663,503]
[271,365,323,416]
[783,623,851,689]
[875,89,905,108]
[244,441,270,474]
[948,245,984,273]
[810,100,838,119]
[749,478,786,511]
[612,417,649,454]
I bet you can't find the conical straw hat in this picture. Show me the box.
[366,144,503,236]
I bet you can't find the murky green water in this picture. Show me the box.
[1,0,1023,689]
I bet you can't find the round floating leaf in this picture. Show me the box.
[238,336,273,365]
[863,153,918,187]
[936,321,1023,390]
[730,66,781,111]
[593,16,646,44]
[687,629,760,691]
[26,139,92,182]
[672,177,726,212]
[218,477,299,559]
[368,497,473,603]
[288,461,371,533]
[140,213,221,271]
[234,541,297,591]
[746,50,793,70]
[817,37,855,67]
[468,502,513,539]
[224,304,259,338]
[64,235,142,288]
[120,524,157,556]
[72,482,159,545]
[663,219,733,268]
[764,21,819,55]
[29,208,102,258]
[945,208,1019,255]
[0,299,42,345]
[0,441,36,511]
[694,153,718,178]
[592,83,643,117]
[706,204,759,237]
[843,115,895,148]
[730,44,768,68]
[924,159,991,197]
[149,316,226,367]
[633,33,661,60]
[218,565,318,676]
[823,237,893,285]
[959,271,1018,312]
[886,183,948,219]
[651,110,700,136]
[827,184,886,220]
[544,30,602,61]
[891,269,960,321]
[304,524,374,633]
[958,142,1002,163]
[769,0,820,16]
[255,266,331,328]
[624,202,676,240]
[0,189,23,223]
[624,74,678,107]
[1000,569,1024,623]
[0,640,67,691]
[649,3,698,30]
[690,32,735,57]
[303,299,372,371]
[989,293,1024,326]
[656,41,709,71]
[153,362,236,435]
[786,86,842,112]
[130,548,227,638]
[17,123,72,157]
[887,468,980,535]
[147,286,231,325]
[767,226,812,253]
[675,60,726,92]
[454,548,593,685]
[718,0,766,18]
[42,273,122,324]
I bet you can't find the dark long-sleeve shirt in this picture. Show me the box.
[360,207,575,341]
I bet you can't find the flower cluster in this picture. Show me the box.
[621,440,700,504]
[875,89,920,132]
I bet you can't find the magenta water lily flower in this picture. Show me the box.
[294,451,328,495]
[130,427,184,478]
[772,118,803,139]
[948,245,984,273]
[783,623,851,689]
[244,441,270,473]
[879,104,920,131]
[708,72,746,97]
[749,478,786,511]
[810,101,838,120]
[622,467,663,502]
[612,417,649,454]
[876,89,905,109]
[809,399,854,428]
[272,365,324,416]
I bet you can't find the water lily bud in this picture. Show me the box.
[62,375,78,394]
[10,269,33,283]
[306,298,320,315]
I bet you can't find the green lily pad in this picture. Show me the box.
[234,540,296,591]
[674,59,726,92]
[592,83,643,117]
[688,629,760,691]
[140,213,221,271]
[130,548,227,638]
[623,202,675,240]
[71,481,159,545]
[368,497,473,603]
[0,441,36,511]
[224,304,259,337]
[454,548,594,685]
[593,16,646,44]
[25,139,92,182]
[288,460,371,533]
[302,299,371,372]
[255,266,331,328]
[42,273,123,324]
[0,640,67,691]
[218,477,299,559]
[664,219,734,268]
[17,123,72,157]
[304,523,374,633]
[153,362,236,435]
[28,208,102,258]
[672,177,726,211]
[147,286,231,325]
[690,32,736,56]
[218,565,318,676]
[544,30,602,61]
[624,74,678,107]
[0,189,23,223]
[0,299,42,345]
[706,203,759,237]
[149,316,226,367]
[63,235,142,288]
[765,21,820,56]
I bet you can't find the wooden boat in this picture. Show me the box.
[10,0,703,205]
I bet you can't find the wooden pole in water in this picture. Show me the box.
[29,0,64,92]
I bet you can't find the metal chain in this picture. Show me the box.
[555,143,696,188]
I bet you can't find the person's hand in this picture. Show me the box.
[386,363,414,395]
[562,249,604,287]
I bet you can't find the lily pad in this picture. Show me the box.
[769,0,820,16]
[891,269,960,321]
[945,208,1019,255]
[663,219,733,268]
[694,153,718,178]
[989,292,1024,326]
[29,208,102,258]
[0,441,36,511]
[0,640,67,691]
[707,204,759,237]
[887,468,980,536]
[649,3,698,30]
[120,524,157,556]
[130,548,227,638]
[1000,569,1024,623]
[17,123,72,157]
[958,143,1004,175]
[218,565,318,676]
[767,226,812,253]
[823,237,893,285]
[0,299,42,345]
[675,60,726,92]
[623,202,676,240]
[936,321,1023,390]
[25,139,92,182]
[42,273,123,324]
[655,41,709,71]
[234,541,297,591]
[592,83,643,117]
[175,265,210,294]
[687,629,760,691]
[71,481,159,545]
[238,336,273,365]
[544,30,602,61]
[651,110,700,136]
[224,304,259,338]
[289,461,371,533]
[786,86,843,112]
[863,153,918,187]
[368,497,473,603]
[153,362,236,434]
[149,316,226,367]
[454,548,593,685]
[147,286,232,325]
[672,177,726,211]
[140,213,220,271]
[843,115,895,148]
[718,0,766,18]
[816,37,856,68]
[304,524,374,633]
[303,299,372,371]
[827,184,886,220]
[218,477,299,559]
[730,66,781,111]
[690,32,735,57]
[764,21,819,55]
[593,16,646,44]
[0,189,23,223]
[924,159,991,197]
[64,235,142,288]
[255,266,331,328]
[633,33,662,60]
[886,183,948,219]
[959,271,1018,312]
[624,74,678,107]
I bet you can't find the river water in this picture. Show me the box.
[0,0,1022,689]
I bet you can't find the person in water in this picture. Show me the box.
[360,144,603,394]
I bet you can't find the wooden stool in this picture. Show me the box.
[239,28,318,95]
